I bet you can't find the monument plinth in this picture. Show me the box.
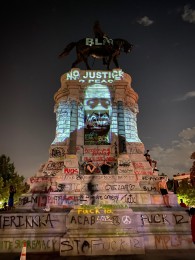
[23,68,162,208]
[0,69,192,257]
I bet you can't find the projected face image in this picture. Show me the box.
[86,98,110,109]
[86,111,110,130]
[84,84,111,145]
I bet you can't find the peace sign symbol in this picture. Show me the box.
[122,215,131,224]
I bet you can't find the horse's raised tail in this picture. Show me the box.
[59,42,76,58]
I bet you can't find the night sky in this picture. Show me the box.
[1,0,195,179]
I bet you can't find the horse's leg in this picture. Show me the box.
[72,53,84,68]
[103,58,108,65]
[72,57,91,70]
[106,55,113,70]
[84,59,91,70]
[81,54,91,70]
[72,58,81,68]
[113,56,119,68]
[106,51,119,69]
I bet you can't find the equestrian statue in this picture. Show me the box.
[59,21,133,70]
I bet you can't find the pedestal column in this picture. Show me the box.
[68,100,78,154]
[114,83,127,154]
[117,101,127,153]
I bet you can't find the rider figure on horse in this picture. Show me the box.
[59,22,133,70]
[93,21,112,65]
[93,21,112,46]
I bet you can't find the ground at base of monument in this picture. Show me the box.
[1,250,195,260]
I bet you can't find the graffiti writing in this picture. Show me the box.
[118,168,133,174]
[64,168,78,175]
[46,161,64,171]
[50,147,65,158]
[142,176,160,181]
[173,214,189,225]
[0,238,59,251]
[141,214,170,226]
[135,170,153,175]
[70,215,95,225]
[69,209,123,226]
[29,174,136,184]
[142,185,157,192]
[118,159,131,167]
[57,183,65,192]
[133,162,144,169]
[0,214,59,229]
[77,208,112,214]
[30,177,53,183]
[105,184,135,191]
[19,194,79,207]
[140,213,189,226]
[19,193,138,208]
[84,147,111,156]
[154,235,192,249]
[120,194,136,204]
[97,215,120,225]
[84,156,115,163]
[19,195,47,207]
[60,237,144,255]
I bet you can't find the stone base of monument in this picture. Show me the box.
[0,205,192,257]
[9,169,190,257]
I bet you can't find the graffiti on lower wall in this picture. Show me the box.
[0,209,192,254]
[68,213,134,227]
[60,237,145,256]
[18,193,137,207]
[0,238,59,252]
[66,206,134,227]
[154,235,193,249]
[140,213,189,226]
[0,213,65,230]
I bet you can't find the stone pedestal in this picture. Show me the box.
[1,69,192,257]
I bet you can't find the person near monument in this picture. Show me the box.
[100,160,111,175]
[144,149,154,166]
[144,149,158,172]
[87,175,96,205]
[144,149,151,160]
[0,202,8,211]
[3,202,8,211]
[190,161,195,187]
[158,177,171,208]
[8,185,16,210]
[180,199,188,208]
[189,207,195,244]
[85,160,96,174]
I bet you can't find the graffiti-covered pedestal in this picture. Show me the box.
[0,69,192,257]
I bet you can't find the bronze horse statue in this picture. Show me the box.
[59,38,133,70]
